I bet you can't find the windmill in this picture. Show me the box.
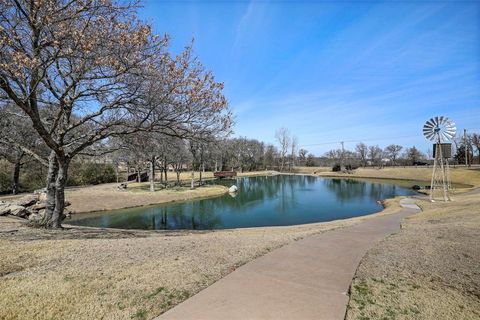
[423,116,456,202]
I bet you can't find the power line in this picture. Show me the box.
[299,127,480,148]
[300,134,419,147]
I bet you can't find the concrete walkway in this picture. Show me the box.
[158,198,421,320]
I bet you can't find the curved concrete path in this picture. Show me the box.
[157,198,421,320]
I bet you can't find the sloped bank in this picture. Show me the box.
[346,190,480,319]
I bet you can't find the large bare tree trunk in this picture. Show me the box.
[115,162,119,183]
[164,156,168,183]
[176,168,181,186]
[191,169,195,189]
[12,154,23,195]
[43,151,58,226]
[159,161,163,183]
[149,157,155,192]
[50,159,69,229]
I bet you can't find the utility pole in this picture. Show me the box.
[464,129,468,167]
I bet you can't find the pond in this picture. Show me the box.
[68,175,419,230]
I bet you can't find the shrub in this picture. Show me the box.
[332,164,358,172]
[67,162,116,186]
[0,170,10,194]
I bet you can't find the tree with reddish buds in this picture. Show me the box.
[0,0,231,228]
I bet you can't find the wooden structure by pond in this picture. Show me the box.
[214,171,237,179]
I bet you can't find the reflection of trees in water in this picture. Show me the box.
[323,178,400,203]
[152,201,222,230]
[152,175,318,228]
[74,176,408,230]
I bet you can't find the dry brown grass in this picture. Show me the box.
[346,191,480,320]
[65,185,228,214]
[1,168,479,320]
[0,206,400,320]
[312,166,480,189]
[131,169,275,183]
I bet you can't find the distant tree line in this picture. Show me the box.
[321,135,480,170]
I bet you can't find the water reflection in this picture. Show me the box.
[69,176,416,230]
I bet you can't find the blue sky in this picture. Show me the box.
[139,0,480,156]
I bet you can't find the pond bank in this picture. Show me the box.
[68,175,417,230]
[312,167,480,191]
[346,189,480,319]
[157,198,421,320]
[0,195,407,320]
[65,184,230,214]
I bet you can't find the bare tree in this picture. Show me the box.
[289,136,298,171]
[0,1,231,228]
[298,148,308,165]
[305,154,316,167]
[168,138,190,186]
[368,145,382,167]
[325,149,342,163]
[0,105,48,193]
[471,133,480,164]
[355,143,368,167]
[385,144,403,166]
[264,144,278,169]
[275,127,291,172]
[404,146,425,165]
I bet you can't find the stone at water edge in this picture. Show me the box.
[36,190,48,203]
[0,203,11,216]
[13,194,39,207]
[31,202,47,210]
[8,205,30,218]
[229,185,238,193]
[28,209,46,222]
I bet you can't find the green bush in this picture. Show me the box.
[19,163,47,192]
[0,160,116,194]
[332,164,358,172]
[0,170,11,194]
[332,164,341,172]
[67,162,116,186]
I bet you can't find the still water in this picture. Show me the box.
[69,175,417,230]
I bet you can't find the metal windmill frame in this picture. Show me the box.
[423,116,456,202]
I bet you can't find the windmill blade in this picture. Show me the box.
[423,128,434,135]
[427,118,436,127]
[445,126,456,135]
[439,116,445,125]
[445,128,456,135]
[446,125,456,132]
[423,126,433,133]
[434,116,440,126]
[444,131,455,139]
[425,119,435,127]
[425,132,435,141]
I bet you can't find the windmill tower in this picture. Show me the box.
[422,116,456,202]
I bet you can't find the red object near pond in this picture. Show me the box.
[214,171,237,178]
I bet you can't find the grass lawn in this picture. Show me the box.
[0,167,478,320]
